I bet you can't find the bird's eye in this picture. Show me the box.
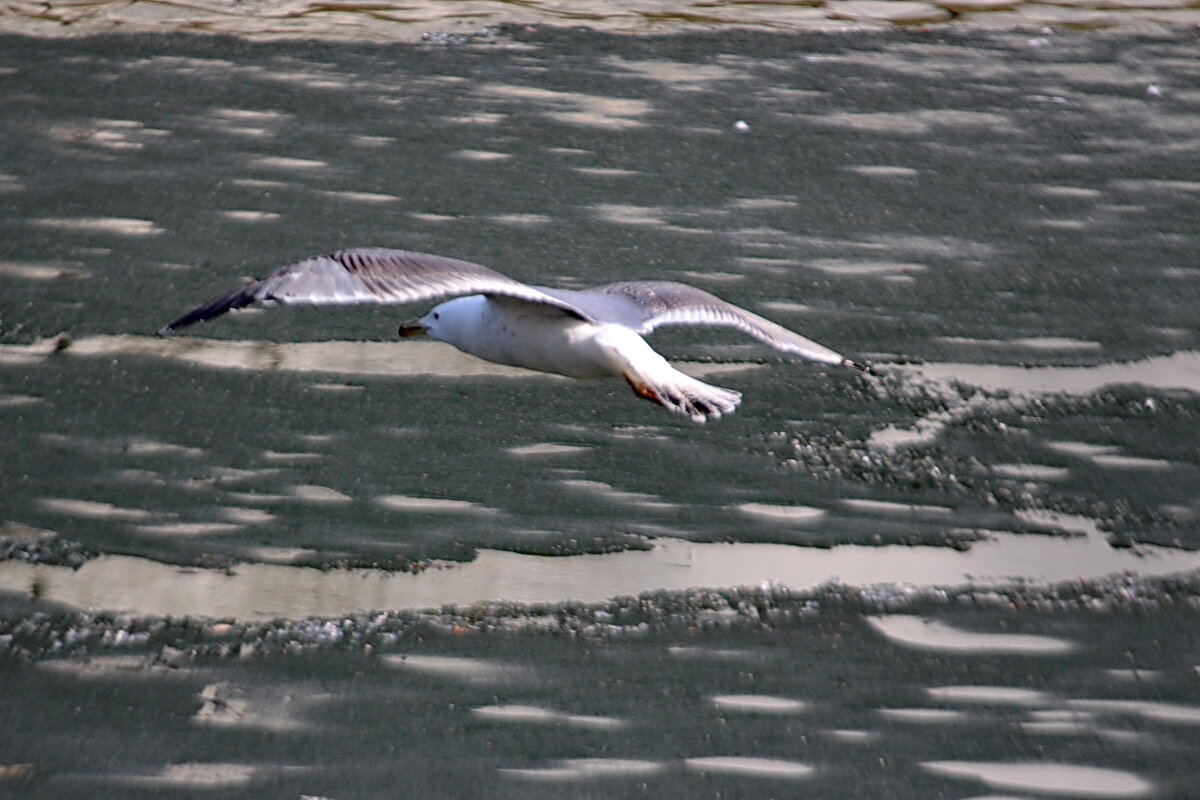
[432,312,440,320]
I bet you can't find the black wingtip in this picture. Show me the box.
[156,284,260,337]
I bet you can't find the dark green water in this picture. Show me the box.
[0,28,1198,798]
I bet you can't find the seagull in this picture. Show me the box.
[158,248,869,422]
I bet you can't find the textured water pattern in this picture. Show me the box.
[1,30,1197,570]
[0,28,1198,799]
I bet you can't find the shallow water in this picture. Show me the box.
[0,26,1198,799]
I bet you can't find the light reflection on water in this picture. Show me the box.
[869,350,1200,450]
[0,333,763,381]
[921,761,1155,799]
[912,351,1200,396]
[2,529,1197,621]
[868,615,1076,655]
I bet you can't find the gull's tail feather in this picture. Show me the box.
[624,372,742,423]
[592,323,742,422]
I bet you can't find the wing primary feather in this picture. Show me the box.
[157,248,593,335]
[156,283,261,336]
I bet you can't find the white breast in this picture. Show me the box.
[431,296,615,379]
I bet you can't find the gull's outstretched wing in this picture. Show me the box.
[157,248,592,335]
[591,280,869,371]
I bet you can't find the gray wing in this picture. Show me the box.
[591,281,868,371]
[157,248,592,335]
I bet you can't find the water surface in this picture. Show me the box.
[0,27,1198,799]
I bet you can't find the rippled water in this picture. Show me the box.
[1,27,1198,799]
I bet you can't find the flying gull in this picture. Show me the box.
[158,248,869,421]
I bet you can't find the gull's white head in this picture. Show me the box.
[398,295,485,345]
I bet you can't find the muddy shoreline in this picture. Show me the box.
[1,0,1199,41]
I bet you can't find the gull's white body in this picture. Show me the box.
[423,295,742,418]
[426,296,614,379]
